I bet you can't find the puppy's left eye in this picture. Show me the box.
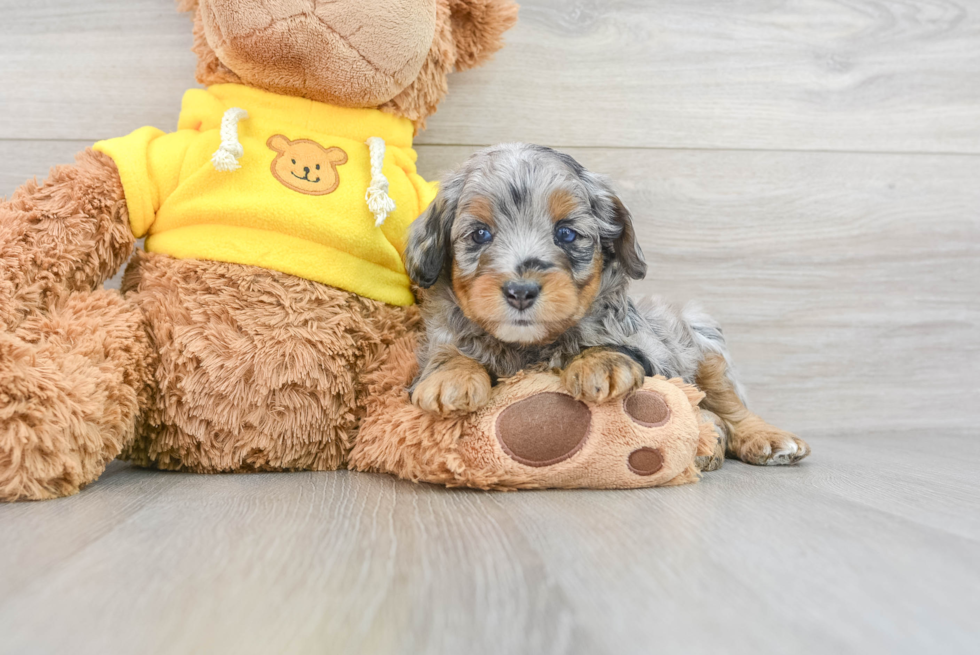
[555,226,578,243]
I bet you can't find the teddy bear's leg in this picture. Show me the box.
[696,354,810,466]
[123,252,420,473]
[0,148,134,331]
[355,334,719,490]
[0,289,154,501]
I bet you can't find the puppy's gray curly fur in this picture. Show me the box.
[406,143,744,398]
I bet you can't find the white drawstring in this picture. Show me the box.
[365,136,396,226]
[211,111,394,226]
[212,107,248,172]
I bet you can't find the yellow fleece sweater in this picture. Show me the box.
[94,84,437,306]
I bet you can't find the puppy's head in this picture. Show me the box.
[406,143,646,344]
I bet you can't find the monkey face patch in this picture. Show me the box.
[267,135,348,196]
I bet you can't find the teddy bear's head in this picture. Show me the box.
[177,0,518,127]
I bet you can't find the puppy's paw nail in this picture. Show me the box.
[561,349,644,404]
[412,363,492,416]
[739,430,811,466]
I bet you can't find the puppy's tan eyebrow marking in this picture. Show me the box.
[549,189,578,223]
[464,195,495,227]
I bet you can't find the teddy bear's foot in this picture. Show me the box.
[456,375,715,488]
[352,335,716,490]
[0,290,152,501]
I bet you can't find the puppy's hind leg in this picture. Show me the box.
[695,354,810,466]
[695,409,729,472]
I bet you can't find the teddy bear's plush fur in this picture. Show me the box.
[350,334,719,490]
[0,0,518,501]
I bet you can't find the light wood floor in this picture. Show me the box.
[1,1,978,653]
[0,433,977,655]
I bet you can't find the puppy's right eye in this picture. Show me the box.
[472,228,493,245]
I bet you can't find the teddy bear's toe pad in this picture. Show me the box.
[624,390,671,427]
[496,392,591,466]
[627,447,665,475]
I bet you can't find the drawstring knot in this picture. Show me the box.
[365,137,396,226]
[212,107,248,172]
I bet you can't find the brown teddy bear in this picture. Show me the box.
[0,0,716,501]
[0,0,519,500]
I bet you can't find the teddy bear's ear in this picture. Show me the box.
[448,0,520,71]
[267,135,290,153]
[368,0,519,128]
[175,0,198,11]
[325,147,349,165]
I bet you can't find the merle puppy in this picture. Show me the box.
[404,143,809,467]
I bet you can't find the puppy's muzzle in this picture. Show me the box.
[502,280,541,311]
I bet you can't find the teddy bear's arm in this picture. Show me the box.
[0,148,135,329]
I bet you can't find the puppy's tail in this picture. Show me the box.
[682,302,749,406]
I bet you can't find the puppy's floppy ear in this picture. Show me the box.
[448,0,520,71]
[609,195,647,280]
[570,162,647,280]
[405,173,464,288]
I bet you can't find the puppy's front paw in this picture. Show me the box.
[735,425,810,466]
[561,348,645,404]
[412,360,492,417]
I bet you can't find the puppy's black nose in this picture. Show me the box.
[502,280,541,311]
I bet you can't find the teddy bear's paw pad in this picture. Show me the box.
[495,392,591,467]
[627,447,664,476]
[623,390,671,427]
